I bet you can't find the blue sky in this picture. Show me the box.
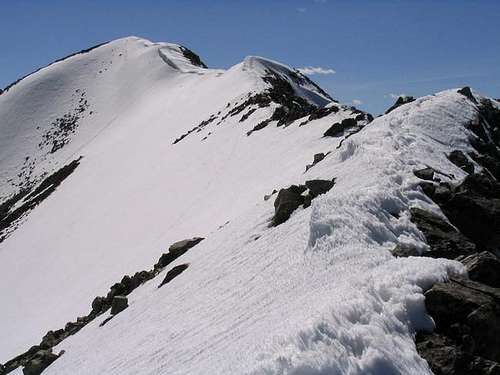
[1,0,499,114]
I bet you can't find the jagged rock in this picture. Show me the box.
[305,153,327,172]
[272,185,306,226]
[385,96,415,114]
[22,349,61,375]
[414,167,435,181]
[458,86,477,103]
[305,179,335,198]
[416,332,500,375]
[460,252,500,288]
[410,208,476,259]
[39,329,65,350]
[64,320,85,335]
[323,118,357,137]
[469,152,500,180]
[448,150,474,174]
[419,181,436,197]
[110,296,128,315]
[441,173,500,250]
[155,237,204,270]
[158,264,189,288]
[424,278,500,362]
[91,296,106,313]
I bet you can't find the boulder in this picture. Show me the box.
[424,278,500,362]
[391,243,420,257]
[460,252,500,287]
[305,179,335,198]
[410,208,476,259]
[272,185,306,226]
[385,96,415,114]
[448,150,474,174]
[110,296,128,315]
[22,349,60,375]
[155,237,204,269]
[39,329,65,350]
[305,153,326,172]
[91,296,106,313]
[414,167,435,181]
[416,332,500,375]
[158,264,189,288]
[323,118,357,137]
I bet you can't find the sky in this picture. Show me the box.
[1,0,499,114]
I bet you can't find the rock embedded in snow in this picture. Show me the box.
[448,150,474,174]
[304,179,335,198]
[158,264,189,288]
[22,349,61,375]
[272,185,306,226]
[459,252,500,288]
[110,296,128,315]
[385,95,415,114]
[413,167,435,181]
[457,86,477,103]
[323,117,357,137]
[410,207,476,259]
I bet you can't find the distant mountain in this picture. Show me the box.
[0,37,499,375]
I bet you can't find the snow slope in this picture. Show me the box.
[0,37,488,374]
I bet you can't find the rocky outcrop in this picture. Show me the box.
[1,237,204,374]
[458,252,500,288]
[323,118,358,137]
[410,207,476,259]
[22,349,63,375]
[0,157,82,243]
[385,95,415,114]
[158,264,190,288]
[448,150,474,174]
[305,152,328,172]
[417,277,500,373]
[110,296,128,315]
[414,167,435,181]
[272,179,335,226]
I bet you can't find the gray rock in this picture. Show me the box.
[168,237,204,257]
[158,264,189,288]
[461,252,500,288]
[414,167,435,181]
[305,179,335,198]
[410,208,476,259]
[272,185,305,226]
[448,150,474,174]
[22,349,60,375]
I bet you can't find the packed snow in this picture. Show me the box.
[0,37,484,374]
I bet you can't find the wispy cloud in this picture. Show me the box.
[352,99,363,105]
[297,66,336,75]
[296,7,307,12]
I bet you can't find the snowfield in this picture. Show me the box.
[0,37,489,374]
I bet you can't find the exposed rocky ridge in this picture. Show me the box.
[0,237,204,375]
[0,158,82,243]
[385,95,415,114]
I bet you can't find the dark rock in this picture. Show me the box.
[155,237,204,270]
[441,173,500,250]
[385,96,415,114]
[416,332,500,375]
[91,296,106,313]
[323,118,357,137]
[272,185,306,226]
[469,152,500,180]
[448,150,474,174]
[110,296,128,315]
[179,46,207,68]
[158,264,189,288]
[419,181,436,197]
[305,179,335,198]
[433,184,453,204]
[414,167,435,181]
[168,237,204,257]
[22,349,60,375]
[460,252,500,288]
[424,278,500,362]
[458,87,477,103]
[39,330,65,350]
[410,208,476,259]
[305,153,327,172]
[64,320,85,335]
